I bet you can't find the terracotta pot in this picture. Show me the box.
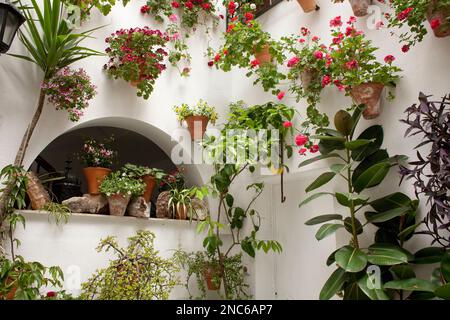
[130,80,140,87]
[203,265,221,291]
[0,277,17,300]
[175,203,188,220]
[350,83,384,120]
[349,0,370,17]
[141,175,156,203]
[26,171,51,210]
[185,115,210,140]
[300,68,318,90]
[83,167,111,195]
[108,193,131,216]
[254,44,271,65]
[427,1,450,38]
[297,0,317,12]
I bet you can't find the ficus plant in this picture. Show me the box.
[298,105,441,300]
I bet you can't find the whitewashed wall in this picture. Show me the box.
[1,0,449,299]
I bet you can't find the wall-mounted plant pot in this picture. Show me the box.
[83,167,111,195]
[175,203,188,220]
[350,83,384,120]
[427,1,450,38]
[107,193,131,216]
[0,277,17,300]
[297,0,317,12]
[141,175,156,203]
[300,68,318,90]
[349,0,370,17]
[26,171,51,210]
[203,265,222,291]
[254,44,272,65]
[185,115,210,140]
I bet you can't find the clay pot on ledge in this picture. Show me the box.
[141,175,156,203]
[203,265,222,291]
[297,0,317,13]
[254,44,272,65]
[349,0,370,17]
[107,193,131,216]
[427,1,450,38]
[185,115,210,141]
[350,83,384,120]
[83,167,111,195]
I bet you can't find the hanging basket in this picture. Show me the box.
[350,83,384,120]
[254,44,272,65]
[185,115,210,141]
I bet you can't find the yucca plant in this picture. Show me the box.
[0,0,102,221]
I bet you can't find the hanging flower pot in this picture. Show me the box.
[254,44,272,65]
[83,167,111,195]
[26,171,51,210]
[427,1,450,38]
[107,193,131,216]
[203,264,222,290]
[141,174,156,203]
[350,83,385,120]
[349,0,370,17]
[300,68,318,90]
[297,0,317,12]
[185,115,210,140]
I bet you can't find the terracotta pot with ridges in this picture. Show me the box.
[83,167,111,195]
[350,83,384,120]
[108,193,131,216]
[185,115,209,140]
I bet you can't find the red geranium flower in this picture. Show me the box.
[140,5,150,14]
[330,16,343,27]
[384,55,395,64]
[430,18,441,30]
[295,134,308,146]
[185,1,193,9]
[171,1,180,8]
[401,45,410,53]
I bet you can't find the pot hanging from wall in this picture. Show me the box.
[26,171,51,210]
[185,115,210,141]
[141,174,156,203]
[349,0,370,17]
[297,0,317,13]
[83,167,111,195]
[427,0,450,38]
[108,193,131,216]
[203,265,222,291]
[350,83,384,120]
[254,44,272,65]
[300,68,318,90]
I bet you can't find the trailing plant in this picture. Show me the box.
[0,255,64,300]
[385,0,450,49]
[120,164,166,181]
[210,20,286,94]
[173,99,218,123]
[99,171,145,197]
[173,250,250,299]
[41,67,97,122]
[297,105,433,300]
[1,0,102,221]
[63,0,131,21]
[400,93,450,248]
[223,0,264,21]
[42,202,71,226]
[281,27,330,129]
[80,230,179,300]
[79,136,116,168]
[328,16,402,100]
[104,27,169,99]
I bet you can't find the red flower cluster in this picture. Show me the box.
[397,7,413,21]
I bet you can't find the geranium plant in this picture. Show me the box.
[104,27,169,99]
[173,99,218,123]
[211,20,286,94]
[120,164,166,181]
[42,67,96,122]
[385,0,450,49]
[79,136,116,168]
[99,171,146,197]
[281,27,330,129]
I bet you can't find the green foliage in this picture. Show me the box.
[0,255,64,300]
[80,231,179,300]
[42,202,71,226]
[0,165,27,217]
[99,171,146,197]
[120,163,166,181]
[64,0,131,21]
[167,186,208,220]
[173,99,219,124]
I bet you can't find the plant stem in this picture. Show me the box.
[217,194,229,298]
[346,140,359,249]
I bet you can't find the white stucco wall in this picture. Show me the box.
[1,0,449,299]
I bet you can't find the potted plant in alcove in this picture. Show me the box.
[329,16,402,119]
[79,136,116,195]
[99,171,146,216]
[173,100,218,140]
[167,186,205,220]
[332,0,371,17]
[120,164,166,203]
[387,0,450,50]
[104,27,169,100]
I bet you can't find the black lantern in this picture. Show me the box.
[0,0,25,54]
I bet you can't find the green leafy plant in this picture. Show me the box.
[159,167,186,192]
[63,0,131,21]
[173,99,219,124]
[386,0,450,49]
[298,106,430,300]
[80,230,179,300]
[99,171,145,197]
[167,186,207,220]
[211,20,286,94]
[0,255,64,300]
[104,27,169,99]
[42,202,71,226]
[174,250,251,300]
[120,163,166,181]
